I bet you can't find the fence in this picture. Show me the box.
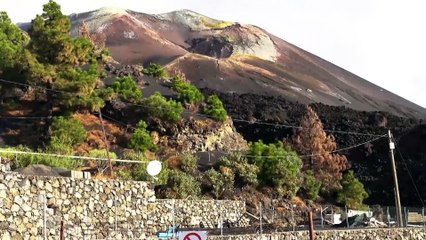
[254,203,426,232]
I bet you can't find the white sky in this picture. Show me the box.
[1,0,425,109]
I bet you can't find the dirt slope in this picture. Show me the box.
[61,8,426,119]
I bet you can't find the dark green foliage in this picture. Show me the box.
[0,12,27,70]
[142,63,169,79]
[129,120,157,152]
[50,116,86,146]
[219,152,259,187]
[162,169,201,199]
[180,152,198,175]
[172,75,204,104]
[249,140,302,197]
[28,0,93,65]
[301,170,322,200]
[0,12,28,100]
[18,0,104,112]
[109,76,142,102]
[337,170,369,209]
[56,62,104,111]
[29,0,71,64]
[204,168,235,199]
[204,95,228,121]
[143,92,183,122]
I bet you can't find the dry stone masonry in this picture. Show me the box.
[0,161,245,239]
[1,159,425,240]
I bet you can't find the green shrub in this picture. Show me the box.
[172,75,204,104]
[301,170,322,200]
[43,142,83,169]
[1,145,83,170]
[50,116,86,146]
[86,149,117,159]
[162,169,201,199]
[101,48,110,57]
[204,168,235,199]
[142,63,169,79]
[249,140,302,197]
[109,76,142,102]
[205,169,224,198]
[337,170,369,209]
[143,92,183,122]
[180,152,198,175]
[129,120,157,152]
[219,152,259,187]
[204,95,227,121]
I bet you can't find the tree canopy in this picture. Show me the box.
[6,0,105,112]
[172,75,204,105]
[109,75,142,102]
[143,92,183,122]
[204,95,228,121]
[293,106,348,193]
[249,140,302,197]
[337,170,369,209]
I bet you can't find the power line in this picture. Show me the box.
[0,134,387,166]
[0,79,65,94]
[0,116,51,119]
[1,78,384,137]
[0,149,149,164]
[393,139,425,207]
[219,134,387,159]
[98,113,136,130]
[232,118,383,137]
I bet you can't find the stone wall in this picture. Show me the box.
[0,162,246,239]
[209,228,426,240]
[152,199,246,230]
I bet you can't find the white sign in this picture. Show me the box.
[178,231,207,240]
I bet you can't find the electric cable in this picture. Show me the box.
[0,116,51,119]
[0,149,150,164]
[393,139,425,207]
[217,134,387,159]
[0,78,384,137]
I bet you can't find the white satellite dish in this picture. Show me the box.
[147,160,162,177]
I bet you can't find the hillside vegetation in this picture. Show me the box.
[0,0,381,210]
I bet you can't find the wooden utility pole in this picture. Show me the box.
[99,111,114,177]
[308,210,314,240]
[60,220,64,240]
[388,130,403,227]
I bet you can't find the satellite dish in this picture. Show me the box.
[147,160,162,177]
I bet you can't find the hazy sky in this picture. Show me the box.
[1,0,425,108]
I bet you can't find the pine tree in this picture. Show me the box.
[0,12,28,103]
[337,170,369,209]
[0,12,27,70]
[25,0,103,111]
[293,106,348,192]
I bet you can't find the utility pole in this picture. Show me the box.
[99,111,114,178]
[388,130,403,227]
[308,210,314,240]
